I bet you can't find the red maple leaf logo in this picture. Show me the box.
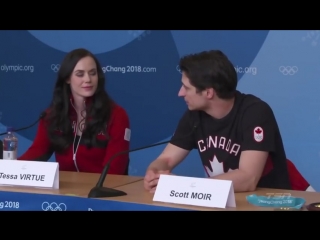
[255,128,262,134]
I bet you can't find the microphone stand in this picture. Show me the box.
[0,112,46,136]
[0,112,46,159]
[87,139,171,198]
[88,125,198,199]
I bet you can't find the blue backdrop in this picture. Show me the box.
[0,30,318,190]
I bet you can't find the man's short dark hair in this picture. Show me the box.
[179,50,237,99]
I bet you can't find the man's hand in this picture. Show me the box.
[144,169,172,193]
[143,144,189,193]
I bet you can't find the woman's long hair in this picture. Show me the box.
[45,48,114,153]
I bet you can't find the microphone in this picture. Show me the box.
[0,112,47,159]
[88,124,198,198]
[0,112,46,136]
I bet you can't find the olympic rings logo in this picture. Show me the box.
[41,202,67,211]
[51,64,60,72]
[279,66,298,75]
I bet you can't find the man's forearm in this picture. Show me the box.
[210,170,259,192]
[147,158,172,172]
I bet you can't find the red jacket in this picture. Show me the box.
[18,98,130,175]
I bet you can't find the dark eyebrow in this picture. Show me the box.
[74,68,96,73]
[182,83,188,88]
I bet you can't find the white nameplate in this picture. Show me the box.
[153,175,236,209]
[0,160,59,189]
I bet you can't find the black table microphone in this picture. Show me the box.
[0,112,46,159]
[88,124,198,198]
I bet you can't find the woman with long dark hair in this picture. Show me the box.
[18,48,131,175]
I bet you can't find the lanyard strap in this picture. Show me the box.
[246,194,305,209]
